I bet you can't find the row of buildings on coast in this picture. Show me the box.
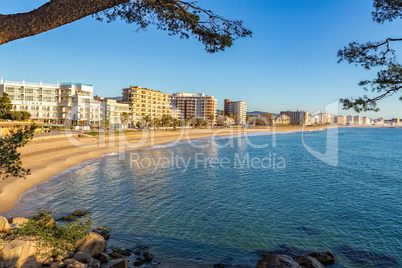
[253,110,401,127]
[0,78,248,130]
[1,78,399,130]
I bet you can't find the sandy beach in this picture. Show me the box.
[0,125,332,214]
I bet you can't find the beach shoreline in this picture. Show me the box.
[0,124,362,215]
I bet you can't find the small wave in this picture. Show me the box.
[7,158,98,217]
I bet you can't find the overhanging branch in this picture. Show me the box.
[0,0,130,45]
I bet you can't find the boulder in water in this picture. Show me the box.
[297,255,324,268]
[143,251,153,262]
[57,215,77,221]
[305,251,335,265]
[101,258,128,268]
[258,253,301,268]
[72,211,89,216]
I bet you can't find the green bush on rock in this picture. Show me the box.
[4,211,92,258]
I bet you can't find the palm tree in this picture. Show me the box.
[153,117,161,129]
[143,115,151,128]
[120,112,130,131]
[162,114,173,130]
[136,120,143,130]
[172,118,180,129]
[196,118,206,128]
[233,115,239,125]
[188,115,197,128]
[101,118,110,131]
[209,114,215,128]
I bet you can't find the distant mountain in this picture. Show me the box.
[247,111,268,116]
[105,96,122,101]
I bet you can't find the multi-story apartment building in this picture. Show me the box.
[334,115,346,125]
[363,116,370,125]
[120,86,171,124]
[391,118,400,125]
[224,99,247,125]
[171,93,217,125]
[0,79,60,123]
[354,115,363,126]
[0,79,102,129]
[318,113,334,125]
[308,114,319,125]
[58,83,101,129]
[95,97,130,129]
[374,117,384,126]
[346,115,354,125]
[280,110,309,125]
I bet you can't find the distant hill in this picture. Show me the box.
[105,96,122,101]
[247,111,267,117]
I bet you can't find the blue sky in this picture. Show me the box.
[1,0,401,118]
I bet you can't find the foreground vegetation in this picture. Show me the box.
[3,211,91,258]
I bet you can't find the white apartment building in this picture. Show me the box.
[354,115,363,126]
[59,83,101,129]
[308,114,319,125]
[95,97,130,130]
[171,93,217,125]
[363,116,371,125]
[374,118,384,126]
[0,78,60,123]
[224,99,247,125]
[318,113,334,125]
[334,115,346,125]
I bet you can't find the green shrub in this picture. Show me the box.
[5,211,92,258]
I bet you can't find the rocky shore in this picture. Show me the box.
[1,211,337,268]
[0,212,158,268]
[2,211,397,268]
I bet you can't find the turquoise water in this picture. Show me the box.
[4,128,402,267]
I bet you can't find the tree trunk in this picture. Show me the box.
[0,0,129,45]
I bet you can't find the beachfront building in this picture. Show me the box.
[171,108,182,119]
[363,116,371,126]
[354,115,363,126]
[334,115,346,125]
[119,86,171,125]
[318,113,334,125]
[280,110,309,125]
[95,97,130,130]
[373,118,384,126]
[391,118,400,126]
[273,114,290,125]
[0,78,60,123]
[346,115,354,125]
[224,99,247,125]
[308,114,319,125]
[171,93,217,125]
[58,83,101,129]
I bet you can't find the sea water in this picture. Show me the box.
[4,128,402,267]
